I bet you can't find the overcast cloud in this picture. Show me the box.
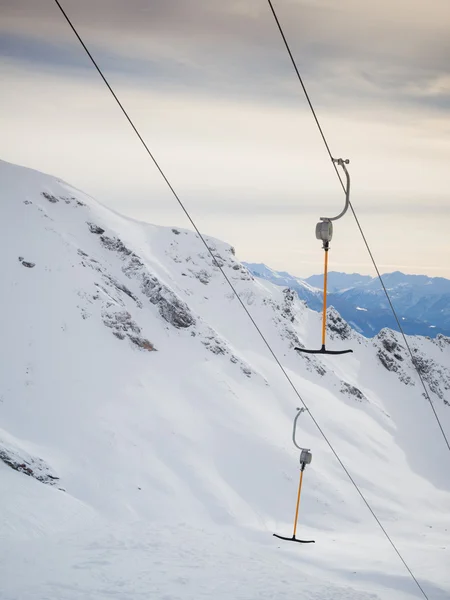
[1,0,449,277]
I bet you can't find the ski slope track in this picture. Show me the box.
[1,158,450,600]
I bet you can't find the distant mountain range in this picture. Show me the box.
[243,263,450,338]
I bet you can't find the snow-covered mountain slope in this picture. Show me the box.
[1,158,450,600]
[242,262,323,311]
[244,263,450,338]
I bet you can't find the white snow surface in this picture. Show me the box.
[1,159,450,600]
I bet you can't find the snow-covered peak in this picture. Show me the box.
[1,159,450,600]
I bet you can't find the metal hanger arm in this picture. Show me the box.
[292,407,307,450]
[320,158,350,222]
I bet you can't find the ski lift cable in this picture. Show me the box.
[52,2,429,597]
[266,0,450,455]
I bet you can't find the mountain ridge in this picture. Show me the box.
[1,158,450,600]
[243,262,450,338]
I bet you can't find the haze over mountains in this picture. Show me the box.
[244,263,450,338]
[1,158,450,600]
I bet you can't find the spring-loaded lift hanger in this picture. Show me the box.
[273,408,315,544]
[296,158,353,355]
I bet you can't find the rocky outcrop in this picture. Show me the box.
[340,381,366,402]
[327,307,352,340]
[374,329,414,386]
[411,350,450,403]
[102,310,155,351]
[0,441,59,486]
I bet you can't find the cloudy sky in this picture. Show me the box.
[1,0,449,278]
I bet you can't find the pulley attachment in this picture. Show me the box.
[273,408,315,544]
[315,219,333,246]
[296,158,353,356]
[300,448,312,465]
